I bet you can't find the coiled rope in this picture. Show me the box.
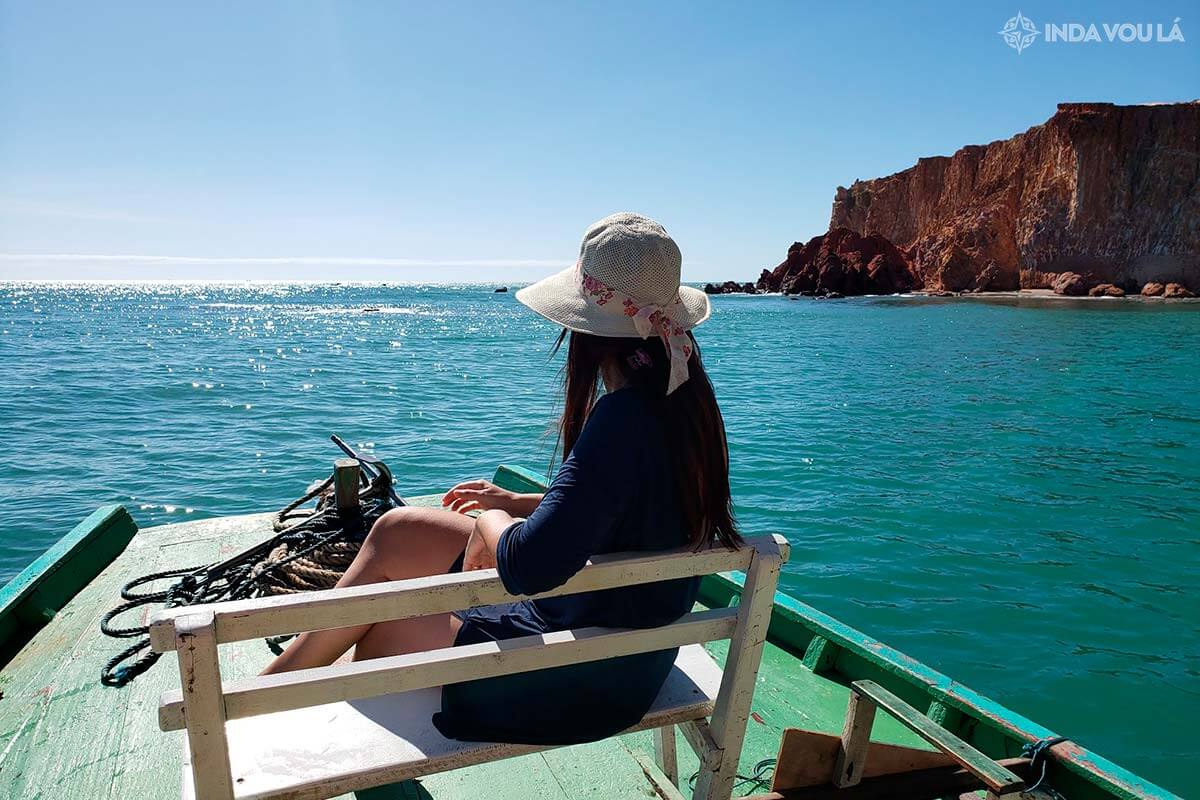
[99,440,400,687]
[1022,736,1070,798]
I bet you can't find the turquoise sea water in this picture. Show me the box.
[0,283,1197,794]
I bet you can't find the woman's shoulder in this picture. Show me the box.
[587,386,655,430]
[571,387,663,464]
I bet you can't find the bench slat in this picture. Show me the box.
[149,537,770,652]
[160,606,737,731]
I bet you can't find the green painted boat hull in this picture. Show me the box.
[0,465,1179,799]
[0,504,137,665]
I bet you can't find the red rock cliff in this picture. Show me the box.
[829,102,1200,292]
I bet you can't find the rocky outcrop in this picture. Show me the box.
[1164,282,1196,298]
[757,227,920,296]
[1089,283,1125,297]
[704,280,759,295]
[1141,282,1165,296]
[1052,272,1088,296]
[830,101,1200,293]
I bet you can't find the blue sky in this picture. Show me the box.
[1,1,1196,281]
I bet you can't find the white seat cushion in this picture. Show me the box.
[183,644,722,800]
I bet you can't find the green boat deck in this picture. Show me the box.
[0,465,1180,799]
[0,498,935,800]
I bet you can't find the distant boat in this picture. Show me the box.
[0,462,1176,800]
[494,287,509,293]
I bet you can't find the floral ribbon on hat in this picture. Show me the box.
[583,274,693,394]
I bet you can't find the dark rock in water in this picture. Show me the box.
[1164,282,1196,298]
[1141,282,1165,297]
[494,287,509,293]
[362,306,381,312]
[704,281,759,295]
[1051,272,1088,296]
[830,101,1200,292]
[757,227,919,297]
[1089,283,1125,297]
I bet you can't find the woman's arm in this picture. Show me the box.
[488,393,636,595]
[507,493,543,517]
[463,508,515,571]
[442,480,543,517]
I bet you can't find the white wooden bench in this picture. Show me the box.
[149,533,789,800]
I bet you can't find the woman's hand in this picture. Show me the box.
[442,479,543,517]
[463,509,513,571]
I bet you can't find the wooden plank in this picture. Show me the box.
[630,750,690,800]
[744,757,1032,800]
[175,611,234,800]
[800,636,839,673]
[160,607,736,730]
[833,688,877,787]
[490,464,549,494]
[0,505,137,663]
[149,537,774,651]
[849,680,1024,796]
[678,717,722,768]
[693,534,788,799]
[654,725,678,786]
[772,728,955,790]
[334,459,360,514]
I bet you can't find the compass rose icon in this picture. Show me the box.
[998,11,1039,54]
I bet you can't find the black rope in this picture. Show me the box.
[687,757,775,794]
[1022,736,1070,798]
[100,447,398,687]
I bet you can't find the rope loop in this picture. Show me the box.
[99,445,400,687]
[1022,736,1070,798]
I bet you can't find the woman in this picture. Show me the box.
[263,212,740,744]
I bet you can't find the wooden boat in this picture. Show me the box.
[0,464,1179,800]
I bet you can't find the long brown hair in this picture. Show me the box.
[553,329,740,550]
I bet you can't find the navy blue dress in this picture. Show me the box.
[433,386,699,745]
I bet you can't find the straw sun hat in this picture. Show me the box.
[516,212,711,394]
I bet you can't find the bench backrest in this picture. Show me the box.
[150,533,789,800]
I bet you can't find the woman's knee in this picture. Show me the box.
[368,506,423,540]
[367,506,470,546]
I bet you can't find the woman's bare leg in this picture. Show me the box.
[261,506,472,674]
[352,612,463,661]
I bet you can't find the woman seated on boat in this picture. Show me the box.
[262,212,740,744]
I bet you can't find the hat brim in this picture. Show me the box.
[515,266,711,338]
